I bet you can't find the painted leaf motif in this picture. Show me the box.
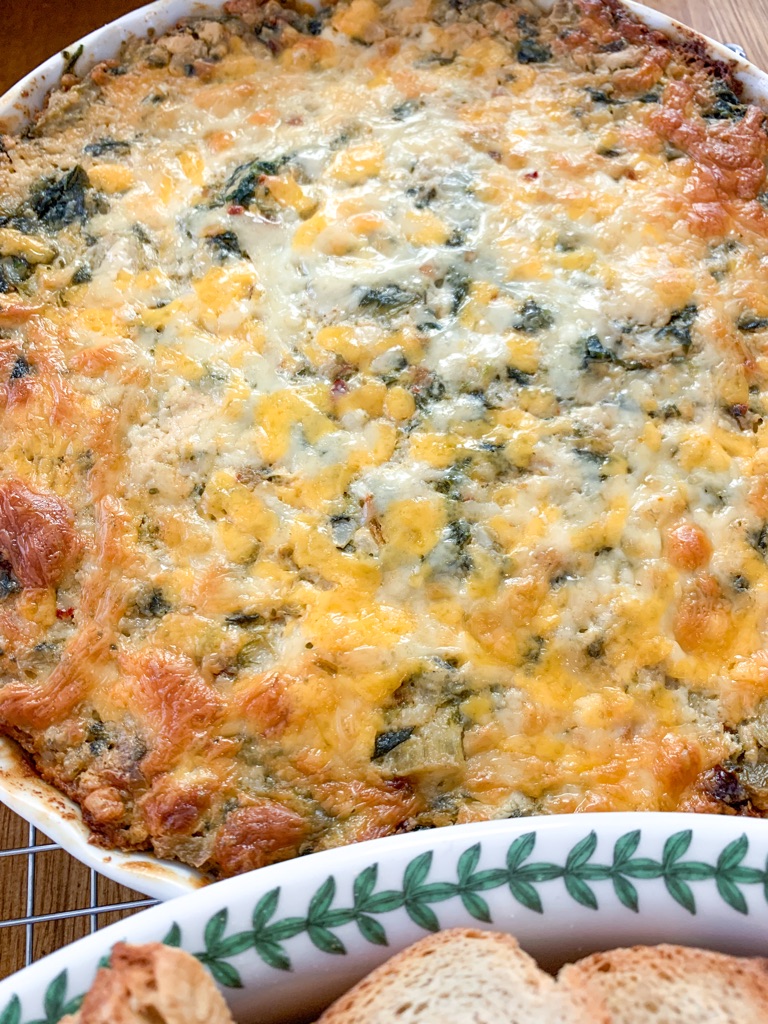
[325,908,356,928]
[366,890,405,913]
[403,852,433,894]
[458,844,481,883]
[467,868,507,891]
[612,874,639,913]
[256,940,291,972]
[308,925,346,955]
[716,877,748,915]
[509,879,543,914]
[205,959,243,989]
[204,909,228,954]
[61,998,83,1018]
[667,862,713,881]
[731,866,763,884]
[516,863,562,882]
[353,865,378,906]
[621,858,663,879]
[506,832,536,871]
[564,875,598,910]
[162,922,182,948]
[13,827,768,1014]
[0,995,20,1024]
[663,831,693,867]
[461,891,491,923]
[576,864,611,881]
[265,917,307,942]
[717,835,748,873]
[43,972,68,1024]
[308,877,336,921]
[410,883,456,902]
[216,932,254,958]
[406,900,440,932]
[665,876,696,915]
[357,914,388,946]
[252,888,280,932]
[613,830,641,865]
[566,832,598,871]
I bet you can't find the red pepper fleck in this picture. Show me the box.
[287,116,303,126]
[524,170,539,179]
[331,378,349,396]
[228,205,245,215]
[56,607,75,620]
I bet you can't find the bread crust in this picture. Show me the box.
[560,943,768,1021]
[317,928,608,1024]
[59,934,768,1024]
[59,943,235,1024]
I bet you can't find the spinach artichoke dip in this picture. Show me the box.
[1,0,768,877]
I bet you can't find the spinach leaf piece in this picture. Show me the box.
[31,166,91,229]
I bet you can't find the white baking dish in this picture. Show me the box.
[0,0,765,902]
[1,813,768,1023]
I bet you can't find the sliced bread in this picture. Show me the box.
[315,928,607,1024]
[58,942,235,1024]
[560,943,768,1023]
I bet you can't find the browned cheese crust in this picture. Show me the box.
[1,0,768,877]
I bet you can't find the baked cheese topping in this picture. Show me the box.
[2,0,768,874]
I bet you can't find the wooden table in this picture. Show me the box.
[0,0,766,983]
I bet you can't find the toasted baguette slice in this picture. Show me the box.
[560,944,768,1023]
[316,928,607,1024]
[58,942,235,1024]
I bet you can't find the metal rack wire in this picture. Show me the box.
[0,805,158,978]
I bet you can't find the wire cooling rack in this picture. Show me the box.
[0,803,157,979]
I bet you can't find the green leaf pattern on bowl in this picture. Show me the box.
[6,828,768,1021]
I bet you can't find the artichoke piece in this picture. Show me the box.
[377,709,464,776]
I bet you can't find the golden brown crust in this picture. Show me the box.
[0,626,109,728]
[651,82,768,235]
[211,800,309,874]
[116,649,224,777]
[0,479,81,590]
[2,0,768,878]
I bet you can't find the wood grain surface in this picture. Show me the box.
[0,802,151,980]
[0,0,766,983]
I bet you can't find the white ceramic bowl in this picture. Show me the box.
[0,0,766,903]
[1,814,768,1023]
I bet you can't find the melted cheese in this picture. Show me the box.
[1,0,768,875]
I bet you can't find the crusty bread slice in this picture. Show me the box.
[316,928,607,1024]
[58,942,235,1024]
[56,931,768,1024]
[560,944,768,1023]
